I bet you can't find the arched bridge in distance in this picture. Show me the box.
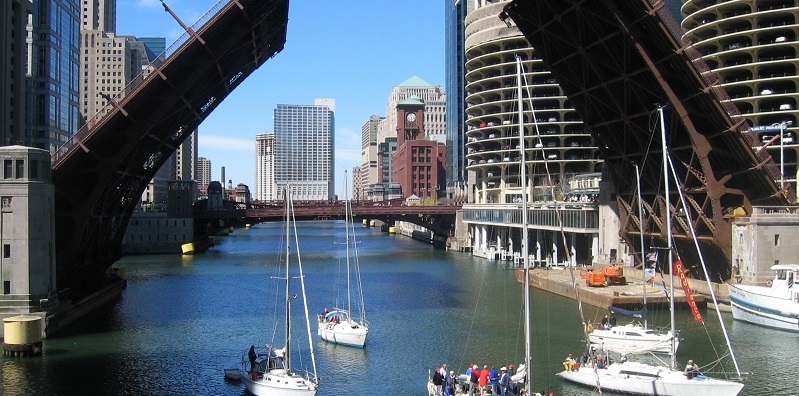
[193,201,459,246]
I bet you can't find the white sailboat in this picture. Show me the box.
[557,105,744,396]
[588,164,679,356]
[729,264,799,332]
[318,172,369,347]
[239,188,319,396]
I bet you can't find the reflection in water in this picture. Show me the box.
[0,221,789,395]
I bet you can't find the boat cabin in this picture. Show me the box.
[770,264,799,303]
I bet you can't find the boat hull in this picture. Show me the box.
[240,369,317,396]
[317,319,368,347]
[728,284,799,332]
[589,324,678,355]
[557,362,743,396]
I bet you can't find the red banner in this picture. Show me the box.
[673,260,703,322]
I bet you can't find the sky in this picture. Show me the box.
[116,0,445,197]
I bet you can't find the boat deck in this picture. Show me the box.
[515,267,706,310]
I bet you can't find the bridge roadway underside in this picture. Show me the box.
[51,0,289,297]
[193,204,458,244]
[504,0,791,281]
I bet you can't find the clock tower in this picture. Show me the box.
[396,97,424,145]
[391,96,447,199]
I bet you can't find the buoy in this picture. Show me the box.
[388,226,396,234]
[3,315,43,357]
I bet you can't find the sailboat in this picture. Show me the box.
[557,106,744,395]
[588,164,679,356]
[239,187,319,396]
[318,172,369,347]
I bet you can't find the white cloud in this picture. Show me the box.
[199,135,253,152]
[136,0,160,8]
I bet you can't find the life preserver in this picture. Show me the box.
[766,280,773,287]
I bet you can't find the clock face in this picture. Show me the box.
[406,112,416,123]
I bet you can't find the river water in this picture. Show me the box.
[0,221,792,395]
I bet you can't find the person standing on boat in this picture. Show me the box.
[248,345,257,372]
[468,364,479,396]
[506,365,516,395]
[488,366,499,396]
[609,314,617,327]
[478,365,490,395]
[444,370,457,396]
[498,367,509,396]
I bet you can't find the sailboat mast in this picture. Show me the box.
[284,187,292,373]
[635,164,648,330]
[658,106,677,370]
[516,55,531,396]
[345,171,353,318]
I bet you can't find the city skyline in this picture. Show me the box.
[116,0,445,197]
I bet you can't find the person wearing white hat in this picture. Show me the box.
[468,365,479,396]
[499,367,510,396]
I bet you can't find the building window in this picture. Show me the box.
[3,244,10,258]
[775,234,780,246]
[15,160,24,179]
[3,160,11,179]
[3,281,9,295]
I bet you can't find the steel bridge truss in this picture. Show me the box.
[51,0,289,296]
[504,0,791,281]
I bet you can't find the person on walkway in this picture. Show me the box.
[248,345,257,372]
[478,365,490,395]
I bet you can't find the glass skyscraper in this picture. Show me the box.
[444,0,473,198]
[26,0,81,152]
[274,100,335,200]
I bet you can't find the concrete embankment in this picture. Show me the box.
[515,266,732,311]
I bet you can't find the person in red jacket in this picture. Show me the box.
[478,365,490,395]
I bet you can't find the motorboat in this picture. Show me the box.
[728,264,799,332]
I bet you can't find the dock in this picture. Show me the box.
[515,267,707,310]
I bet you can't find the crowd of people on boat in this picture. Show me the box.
[429,362,530,396]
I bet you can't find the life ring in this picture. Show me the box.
[766,280,773,287]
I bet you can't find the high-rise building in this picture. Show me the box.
[273,100,335,200]
[255,133,276,201]
[444,0,475,199]
[24,0,81,152]
[680,1,798,192]
[377,76,446,146]
[197,157,211,198]
[79,0,156,126]
[174,130,197,182]
[2,0,33,146]
[360,115,383,198]
[365,77,446,200]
